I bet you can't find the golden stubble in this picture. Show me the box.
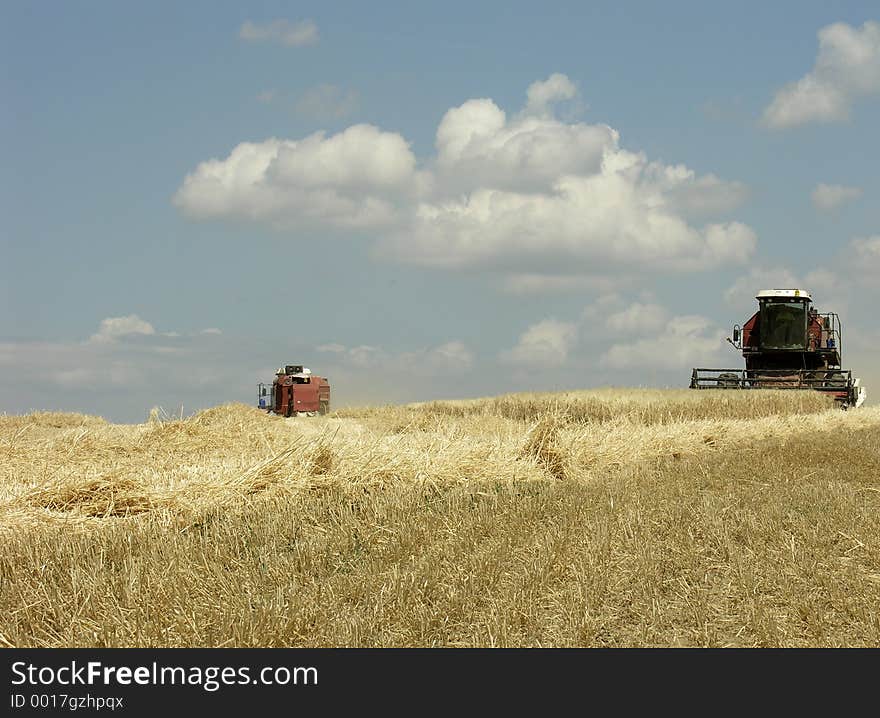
[1,389,878,647]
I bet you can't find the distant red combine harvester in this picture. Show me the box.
[691,289,866,409]
[258,365,330,417]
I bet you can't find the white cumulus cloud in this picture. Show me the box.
[524,73,579,117]
[500,319,578,368]
[600,315,727,370]
[762,21,880,128]
[724,267,846,311]
[388,166,756,272]
[811,183,863,211]
[346,345,385,368]
[661,172,750,217]
[850,235,880,264]
[605,302,669,334]
[89,315,156,344]
[431,97,615,195]
[849,236,880,283]
[239,19,319,47]
[176,74,755,285]
[173,125,420,230]
[417,341,474,371]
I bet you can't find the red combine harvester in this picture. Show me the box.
[691,289,866,408]
[258,365,331,417]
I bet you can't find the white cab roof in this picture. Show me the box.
[756,288,812,300]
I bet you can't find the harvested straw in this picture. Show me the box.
[520,415,568,480]
[1,392,877,534]
[24,472,157,517]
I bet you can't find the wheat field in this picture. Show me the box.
[2,388,879,647]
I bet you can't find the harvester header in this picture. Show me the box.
[690,288,866,408]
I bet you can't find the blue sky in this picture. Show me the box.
[2,2,878,421]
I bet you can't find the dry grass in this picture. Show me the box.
[1,388,879,647]
[341,387,836,425]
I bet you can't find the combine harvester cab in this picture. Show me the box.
[258,364,331,417]
[690,289,866,409]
